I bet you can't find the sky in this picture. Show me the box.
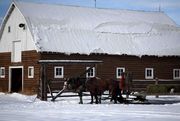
[0,0,180,26]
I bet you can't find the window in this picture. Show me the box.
[145,68,154,79]
[54,66,64,78]
[116,67,125,78]
[86,67,95,78]
[173,69,180,79]
[8,26,11,33]
[28,66,34,78]
[0,67,5,78]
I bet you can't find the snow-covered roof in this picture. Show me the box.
[14,1,180,56]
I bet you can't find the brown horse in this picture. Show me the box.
[86,77,124,104]
[66,77,123,104]
[85,77,105,104]
[86,77,123,104]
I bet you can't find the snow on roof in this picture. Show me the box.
[15,1,180,56]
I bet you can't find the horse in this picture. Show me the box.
[86,77,123,104]
[85,77,114,104]
[109,79,124,103]
[66,77,86,104]
[66,77,123,104]
[85,77,103,104]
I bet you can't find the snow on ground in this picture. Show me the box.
[0,92,180,121]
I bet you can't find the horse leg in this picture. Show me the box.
[78,91,83,104]
[95,95,99,104]
[90,92,94,104]
[77,85,84,104]
[117,89,124,103]
[114,88,120,104]
[113,94,117,104]
[98,95,101,104]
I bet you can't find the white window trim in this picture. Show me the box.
[0,67,5,78]
[54,66,64,78]
[145,68,154,79]
[28,66,34,78]
[116,67,125,79]
[173,69,180,79]
[86,67,95,78]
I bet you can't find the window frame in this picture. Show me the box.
[54,66,64,78]
[173,69,180,79]
[86,67,95,78]
[116,67,125,79]
[145,68,154,79]
[28,66,34,78]
[0,67,5,78]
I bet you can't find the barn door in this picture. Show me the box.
[12,41,22,62]
[9,66,23,93]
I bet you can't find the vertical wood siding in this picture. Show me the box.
[0,51,180,94]
[0,50,40,94]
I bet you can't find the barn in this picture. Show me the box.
[0,1,180,100]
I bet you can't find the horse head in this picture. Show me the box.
[66,77,82,90]
[66,77,86,104]
[66,78,74,90]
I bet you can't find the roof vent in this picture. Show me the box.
[19,23,25,30]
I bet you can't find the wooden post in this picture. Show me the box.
[40,64,47,101]
[155,77,159,98]
[39,65,43,100]
[95,64,97,77]
[125,73,129,99]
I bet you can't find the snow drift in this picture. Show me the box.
[0,93,180,121]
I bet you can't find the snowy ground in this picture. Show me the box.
[0,93,180,121]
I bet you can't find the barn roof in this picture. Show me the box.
[3,1,180,56]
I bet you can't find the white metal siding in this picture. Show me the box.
[0,5,36,53]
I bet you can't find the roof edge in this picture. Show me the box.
[15,0,168,14]
[0,2,15,40]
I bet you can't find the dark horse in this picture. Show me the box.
[109,79,124,103]
[66,77,86,104]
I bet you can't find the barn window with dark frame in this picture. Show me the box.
[145,68,154,79]
[54,66,64,78]
[28,66,34,78]
[86,67,95,78]
[116,67,125,78]
[173,69,180,79]
[0,67,5,78]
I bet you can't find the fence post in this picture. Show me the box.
[155,77,159,98]
[40,64,47,101]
